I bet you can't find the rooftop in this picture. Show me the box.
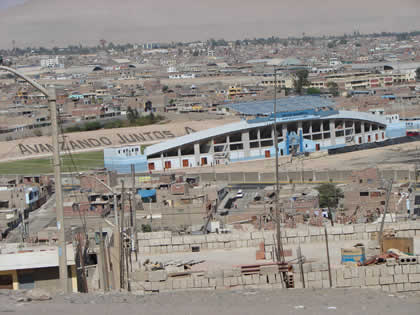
[227,96,336,116]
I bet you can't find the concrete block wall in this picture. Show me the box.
[137,221,420,255]
[293,261,420,293]
[130,267,286,294]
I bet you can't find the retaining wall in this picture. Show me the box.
[138,221,420,255]
[294,261,420,293]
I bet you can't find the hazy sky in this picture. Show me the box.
[0,0,419,48]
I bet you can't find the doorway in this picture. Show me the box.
[0,274,13,290]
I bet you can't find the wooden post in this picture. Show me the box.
[98,226,105,291]
[324,225,332,288]
[99,225,109,291]
[297,245,305,288]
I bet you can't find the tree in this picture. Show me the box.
[315,183,344,225]
[327,41,336,49]
[316,183,343,208]
[306,87,321,95]
[126,106,139,123]
[326,81,340,97]
[162,85,169,93]
[293,69,309,95]
[416,68,420,81]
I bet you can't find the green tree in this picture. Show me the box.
[327,41,336,49]
[126,106,139,123]
[306,87,321,95]
[315,183,344,225]
[293,69,309,95]
[326,81,340,97]
[162,85,169,93]
[141,224,152,232]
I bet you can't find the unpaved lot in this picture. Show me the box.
[1,288,420,315]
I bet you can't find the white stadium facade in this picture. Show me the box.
[104,97,406,173]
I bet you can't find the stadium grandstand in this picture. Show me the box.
[104,96,406,173]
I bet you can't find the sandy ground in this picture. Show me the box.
[1,288,420,315]
[138,236,420,273]
[171,140,420,175]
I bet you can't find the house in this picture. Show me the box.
[0,244,77,292]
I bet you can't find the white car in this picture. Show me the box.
[236,190,244,198]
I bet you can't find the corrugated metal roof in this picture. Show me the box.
[227,96,335,116]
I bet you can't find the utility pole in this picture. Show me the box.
[324,225,332,288]
[273,68,285,264]
[120,180,125,289]
[20,189,26,243]
[49,87,68,293]
[0,64,67,293]
[131,165,139,261]
[378,179,393,250]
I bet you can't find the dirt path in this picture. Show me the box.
[1,288,420,315]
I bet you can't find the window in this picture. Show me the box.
[164,149,178,157]
[302,121,310,134]
[345,129,353,136]
[355,122,361,133]
[181,145,194,155]
[311,121,320,133]
[260,127,272,139]
[287,122,298,133]
[164,161,172,169]
[345,120,353,128]
[312,133,322,140]
[323,120,330,131]
[360,192,369,197]
[229,133,242,142]
[364,123,371,132]
[335,130,344,137]
[214,136,227,144]
[182,160,189,167]
[261,140,273,147]
[148,153,160,159]
[276,124,283,137]
[230,143,243,151]
[250,141,259,148]
[335,120,344,129]
[249,129,258,140]
[214,145,225,152]
[200,142,211,154]
[323,132,331,139]
[201,157,208,165]
[148,163,155,171]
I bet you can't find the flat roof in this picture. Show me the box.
[0,245,75,271]
[227,96,335,116]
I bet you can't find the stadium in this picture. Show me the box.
[104,96,406,173]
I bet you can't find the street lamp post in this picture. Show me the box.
[0,64,68,293]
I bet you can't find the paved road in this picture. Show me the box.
[6,194,56,243]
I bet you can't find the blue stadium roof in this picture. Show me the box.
[227,96,335,116]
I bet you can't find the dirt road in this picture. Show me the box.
[1,288,420,315]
